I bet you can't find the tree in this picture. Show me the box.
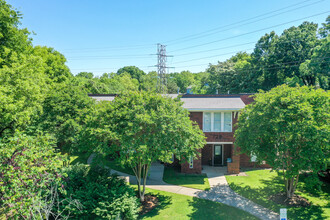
[235,85,330,198]
[0,54,49,137]
[140,71,157,92]
[252,22,319,90]
[0,0,32,68]
[207,52,255,94]
[318,15,330,38]
[85,91,206,201]
[76,71,94,79]
[0,132,65,218]
[32,46,72,83]
[117,66,146,83]
[299,35,330,90]
[33,78,95,153]
[172,71,195,93]
[108,73,139,93]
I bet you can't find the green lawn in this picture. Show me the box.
[139,188,258,220]
[69,152,135,175]
[226,169,330,220]
[69,151,90,165]
[162,166,210,190]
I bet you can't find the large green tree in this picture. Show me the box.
[235,85,330,198]
[0,55,49,137]
[32,46,72,83]
[299,35,330,90]
[84,91,206,201]
[0,0,32,68]
[117,66,146,84]
[33,78,95,153]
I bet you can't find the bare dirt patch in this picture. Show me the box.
[269,192,311,207]
[140,194,159,215]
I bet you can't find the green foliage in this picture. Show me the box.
[76,71,94,79]
[235,85,330,197]
[226,169,330,219]
[33,78,95,153]
[83,91,206,200]
[32,46,72,83]
[140,71,157,92]
[0,0,32,68]
[59,164,139,219]
[0,54,49,137]
[300,35,330,90]
[0,132,64,218]
[172,71,195,93]
[318,15,330,38]
[117,66,146,84]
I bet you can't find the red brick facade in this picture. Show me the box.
[180,94,268,174]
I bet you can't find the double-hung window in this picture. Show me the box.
[203,112,232,132]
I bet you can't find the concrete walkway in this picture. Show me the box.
[87,155,279,220]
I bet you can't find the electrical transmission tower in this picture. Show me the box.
[155,43,173,94]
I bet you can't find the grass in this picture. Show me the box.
[162,166,210,191]
[69,151,90,165]
[139,188,258,220]
[226,169,330,220]
[69,152,135,175]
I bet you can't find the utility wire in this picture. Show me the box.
[175,57,330,70]
[163,0,321,45]
[169,11,330,53]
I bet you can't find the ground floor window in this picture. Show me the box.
[189,156,193,168]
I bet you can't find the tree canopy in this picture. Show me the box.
[83,91,206,201]
[235,85,330,198]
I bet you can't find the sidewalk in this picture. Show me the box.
[111,162,279,220]
[87,155,279,220]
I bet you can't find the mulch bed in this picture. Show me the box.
[140,194,159,215]
[269,192,311,207]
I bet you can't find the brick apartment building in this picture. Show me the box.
[89,93,267,175]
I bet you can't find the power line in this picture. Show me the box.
[61,44,156,52]
[173,48,254,65]
[168,11,330,53]
[163,0,322,45]
[175,57,330,71]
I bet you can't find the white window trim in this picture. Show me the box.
[189,156,193,169]
[203,111,232,132]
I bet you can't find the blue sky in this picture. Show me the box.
[8,0,330,76]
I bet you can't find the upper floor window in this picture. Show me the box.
[203,112,232,132]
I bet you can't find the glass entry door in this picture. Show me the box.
[213,145,223,166]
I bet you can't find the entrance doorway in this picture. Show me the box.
[213,145,223,166]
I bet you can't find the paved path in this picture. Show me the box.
[87,155,279,220]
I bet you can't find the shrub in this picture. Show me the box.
[59,164,140,219]
[0,132,64,219]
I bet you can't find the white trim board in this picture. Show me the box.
[207,142,233,144]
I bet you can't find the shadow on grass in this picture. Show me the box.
[70,151,89,165]
[228,173,326,220]
[163,166,206,185]
[187,197,258,220]
[138,193,172,219]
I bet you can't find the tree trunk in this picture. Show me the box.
[285,175,299,198]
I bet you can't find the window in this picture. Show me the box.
[189,156,193,168]
[224,112,232,132]
[214,113,221,132]
[250,153,257,162]
[203,112,211,132]
[203,112,232,132]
